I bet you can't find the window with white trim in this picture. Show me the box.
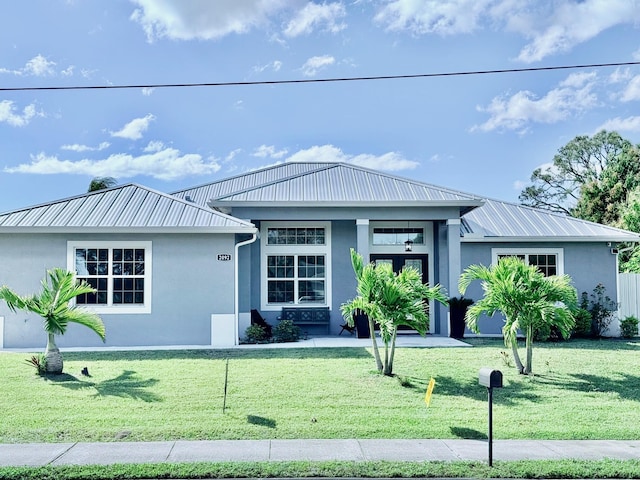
[492,248,563,277]
[262,223,330,309]
[68,241,152,313]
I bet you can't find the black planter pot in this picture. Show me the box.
[354,313,370,338]
[449,306,467,338]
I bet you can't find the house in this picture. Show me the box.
[0,162,638,349]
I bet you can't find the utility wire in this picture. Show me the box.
[0,61,638,92]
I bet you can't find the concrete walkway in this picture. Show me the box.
[2,439,640,467]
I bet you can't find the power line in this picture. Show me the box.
[1,61,638,92]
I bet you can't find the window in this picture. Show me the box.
[373,227,424,246]
[262,223,330,309]
[492,248,563,277]
[68,242,152,313]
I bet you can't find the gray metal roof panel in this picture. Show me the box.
[462,199,640,240]
[0,184,255,231]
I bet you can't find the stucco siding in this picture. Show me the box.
[0,233,237,349]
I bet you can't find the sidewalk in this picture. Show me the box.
[2,439,640,467]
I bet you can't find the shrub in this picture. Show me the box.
[244,324,270,343]
[581,284,617,337]
[273,319,301,343]
[620,316,639,338]
[25,354,47,376]
[572,308,593,338]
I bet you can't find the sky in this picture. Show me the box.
[1,0,640,213]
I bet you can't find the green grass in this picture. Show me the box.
[3,459,640,480]
[2,338,640,443]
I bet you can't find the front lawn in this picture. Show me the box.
[1,338,639,443]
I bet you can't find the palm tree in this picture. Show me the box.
[459,256,577,375]
[341,249,448,375]
[0,268,106,374]
[88,176,117,192]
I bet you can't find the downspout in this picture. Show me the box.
[234,233,258,345]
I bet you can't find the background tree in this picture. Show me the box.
[459,256,577,375]
[0,268,106,374]
[88,176,117,192]
[519,130,640,271]
[341,249,447,376]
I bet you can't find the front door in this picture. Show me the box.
[369,254,430,333]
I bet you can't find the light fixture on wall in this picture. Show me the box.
[404,220,413,252]
[404,239,413,252]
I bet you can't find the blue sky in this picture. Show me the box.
[1,0,639,212]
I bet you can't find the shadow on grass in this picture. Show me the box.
[247,415,276,428]
[450,426,487,439]
[396,374,540,405]
[46,370,161,402]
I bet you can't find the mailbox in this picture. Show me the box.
[479,368,503,388]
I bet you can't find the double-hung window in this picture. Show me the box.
[492,248,563,277]
[262,223,330,309]
[67,241,152,313]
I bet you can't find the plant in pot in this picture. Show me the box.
[449,296,473,338]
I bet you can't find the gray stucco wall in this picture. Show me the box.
[0,233,237,349]
[459,241,619,335]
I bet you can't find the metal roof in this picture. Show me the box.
[0,184,256,233]
[173,162,484,210]
[461,198,640,242]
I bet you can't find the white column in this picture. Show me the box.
[447,219,462,297]
[356,219,370,262]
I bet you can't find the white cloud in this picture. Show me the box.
[6,148,221,180]
[512,0,640,63]
[110,114,156,140]
[374,0,494,36]
[24,54,56,76]
[253,60,283,74]
[374,1,640,63]
[0,100,39,127]
[301,55,335,77]
[472,72,599,133]
[621,75,640,102]
[596,116,640,133]
[285,145,419,171]
[130,0,290,42]
[252,144,288,159]
[142,87,155,96]
[61,142,110,152]
[283,2,346,37]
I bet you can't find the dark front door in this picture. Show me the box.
[369,254,428,283]
[369,254,430,332]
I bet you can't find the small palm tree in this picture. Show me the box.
[341,249,448,375]
[0,268,106,374]
[88,176,117,192]
[459,256,577,375]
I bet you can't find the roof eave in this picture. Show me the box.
[0,226,258,234]
[210,200,486,208]
[461,235,640,243]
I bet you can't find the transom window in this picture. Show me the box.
[493,249,563,277]
[373,227,424,245]
[262,223,330,309]
[67,241,152,313]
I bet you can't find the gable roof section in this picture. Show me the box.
[173,162,484,212]
[462,198,640,242]
[0,184,256,233]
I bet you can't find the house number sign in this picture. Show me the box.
[217,254,232,261]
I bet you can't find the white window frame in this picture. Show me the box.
[261,221,331,311]
[67,241,152,314]
[491,248,564,276]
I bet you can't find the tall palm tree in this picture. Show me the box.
[88,176,117,192]
[0,268,106,374]
[459,256,577,375]
[341,249,448,375]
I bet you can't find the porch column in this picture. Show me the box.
[356,219,370,262]
[447,219,461,297]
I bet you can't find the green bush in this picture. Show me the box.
[581,284,617,337]
[620,316,639,338]
[572,308,593,338]
[273,319,301,343]
[244,324,270,343]
[25,354,47,376]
